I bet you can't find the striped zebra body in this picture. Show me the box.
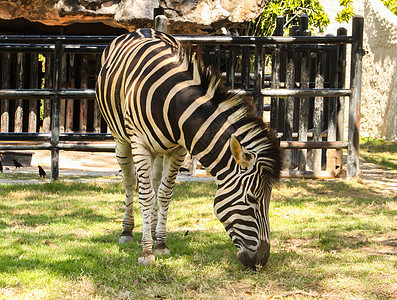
[96,28,281,268]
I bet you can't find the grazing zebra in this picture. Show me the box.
[96,28,281,268]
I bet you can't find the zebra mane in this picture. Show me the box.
[185,50,282,184]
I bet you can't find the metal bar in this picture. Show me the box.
[0,132,113,141]
[174,35,353,45]
[0,142,116,151]
[0,34,353,45]
[0,89,96,98]
[280,141,348,149]
[0,88,351,99]
[0,143,53,150]
[261,88,351,97]
[347,16,364,177]
[0,44,106,53]
[0,35,117,44]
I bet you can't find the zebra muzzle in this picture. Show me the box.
[236,240,270,268]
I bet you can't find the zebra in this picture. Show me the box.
[96,28,282,268]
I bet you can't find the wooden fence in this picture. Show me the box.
[0,14,364,180]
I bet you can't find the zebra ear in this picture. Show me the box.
[230,134,254,168]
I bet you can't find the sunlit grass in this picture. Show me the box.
[361,138,397,171]
[0,179,396,299]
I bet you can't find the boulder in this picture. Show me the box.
[0,0,268,34]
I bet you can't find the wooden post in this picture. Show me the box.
[65,54,75,132]
[29,53,39,132]
[285,46,295,171]
[15,53,24,132]
[51,40,63,181]
[59,53,67,133]
[298,16,311,174]
[79,55,88,132]
[154,7,167,33]
[336,27,347,175]
[347,16,363,177]
[313,52,325,175]
[254,43,264,116]
[270,17,284,131]
[93,54,102,133]
[326,47,338,177]
[347,16,364,177]
[43,53,53,132]
[1,53,10,132]
[241,47,250,90]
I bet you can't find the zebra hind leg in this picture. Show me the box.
[151,155,164,242]
[115,140,136,244]
[154,147,187,256]
[130,137,157,266]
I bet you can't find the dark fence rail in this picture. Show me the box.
[0,14,364,180]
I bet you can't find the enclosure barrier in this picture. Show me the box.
[0,14,364,180]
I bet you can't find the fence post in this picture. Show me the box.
[51,40,63,181]
[347,16,364,177]
[254,43,264,116]
[335,27,347,176]
[270,17,284,130]
[298,14,311,174]
[1,53,10,132]
[154,7,167,33]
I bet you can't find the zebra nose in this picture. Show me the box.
[236,241,270,268]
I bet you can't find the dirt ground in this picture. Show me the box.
[0,150,396,194]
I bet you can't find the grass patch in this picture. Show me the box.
[361,138,397,171]
[0,179,396,299]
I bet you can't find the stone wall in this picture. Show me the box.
[360,0,397,140]
[0,0,268,34]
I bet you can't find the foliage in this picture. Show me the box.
[0,179,396,299]
[381,0,397,15]
[360,138,397,171]
[336,0,355,23]
[249,0,330,36]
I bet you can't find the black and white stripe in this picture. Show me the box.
[96,28,281,267]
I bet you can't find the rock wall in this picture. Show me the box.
[0,0,268,34]
[361,0,397,140]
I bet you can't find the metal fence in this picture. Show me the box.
[0,15,364,180]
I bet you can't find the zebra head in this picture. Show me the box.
[214,132,281,269]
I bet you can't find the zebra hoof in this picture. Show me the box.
[138,249,155,266]
[154,242,170,256]
[119,235,134,244]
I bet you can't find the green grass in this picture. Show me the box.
[0,179,396,299]
[361,138,397,171]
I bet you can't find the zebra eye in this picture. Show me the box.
[247,193,257,204]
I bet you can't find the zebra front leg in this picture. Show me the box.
[116,140,136,244]
[154,147,187,256]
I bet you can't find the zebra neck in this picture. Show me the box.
[189,120,258,182]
